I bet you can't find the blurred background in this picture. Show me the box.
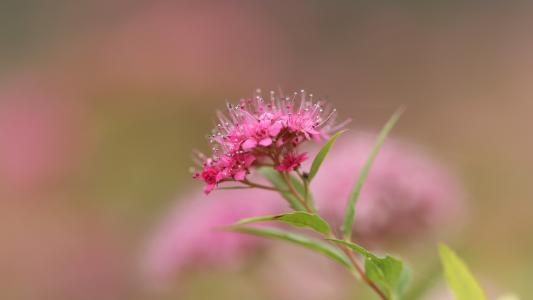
[1,1,532,299]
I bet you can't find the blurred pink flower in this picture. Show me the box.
[142,189,286,285]
[0,78,86,196]
[311,131,465,242]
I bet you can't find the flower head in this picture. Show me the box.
[194,89,345,193]
[276,153,308,172]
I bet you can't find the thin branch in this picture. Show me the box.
[280,170,389,300]
[279,171,312,212]
[240,179,279,191]
[296,169,310,207]
[216,186,254,190]
[339,244,388,300]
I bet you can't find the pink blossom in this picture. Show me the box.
[194,89,345,193]
[0,78,87,197]
[142,189,285,284]
[284,110,322,141]
[276,153,308,172]
[194,163,220,194]
[310,132,465,241]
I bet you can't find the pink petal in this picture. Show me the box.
[234,170,246,180]
[244,155,256,166]
[268,122,282,136]
[242,138,257,150]
[307,128,320,135]
[275,164,288,171]
[259,119,271,127]
[259,138,272,147]
[204,184,216,194]
[296,153,308,163]
[215,171,226,182]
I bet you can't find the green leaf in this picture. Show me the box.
[227,226,351,268]
[235,211,332,235]
[341,108,404,239]
[326,238,376,259]
[308,130,346,181]
[328,238,409,299]
[438,243,487,300]
[258,167,315,211]
[398,264,412,299]
[365,255,406,300]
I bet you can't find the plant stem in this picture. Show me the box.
[338,243,388,300]
[296,170,310,206]
[279,171,312,212]
[240,179,279,191]
[217,186,253,190]
[281,175,389,300]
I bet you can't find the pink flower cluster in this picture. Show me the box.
[194,89,345,194]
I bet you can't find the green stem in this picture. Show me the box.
[339,243,389,300]
[296,169,309,204]
[281,174,389,300]
[279,171,312,212]
[240,179,279,191]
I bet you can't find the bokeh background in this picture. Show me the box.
[1,1,532,299]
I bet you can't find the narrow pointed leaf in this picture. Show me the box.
[235,211,331,235]
[227,226,351,268]
[341,108,404,239]
[438,244,487,300]
[398,264,413,299]
[308,130,346,181]
[365,255,405,299]
[326,238,376,259]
